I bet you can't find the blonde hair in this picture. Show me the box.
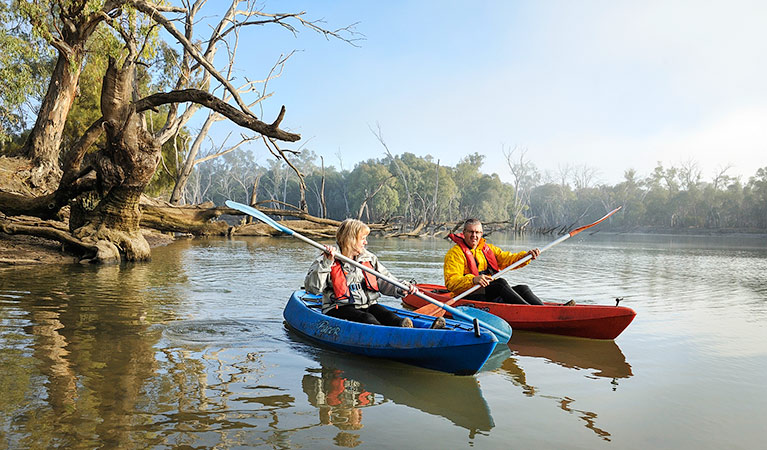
[336,219,370,254]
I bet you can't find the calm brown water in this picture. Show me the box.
[1,233,766,449]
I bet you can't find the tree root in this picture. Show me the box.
[0,215,99,260]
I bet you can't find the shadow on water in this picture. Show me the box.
[286,327,497,438]
[495,331,633,442]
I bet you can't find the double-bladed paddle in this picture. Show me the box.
[224,200,512,343]
[414,206,622,317]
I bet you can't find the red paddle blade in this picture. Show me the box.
[568,206,622,237]
[413,300,450,317]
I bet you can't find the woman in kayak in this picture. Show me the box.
[305,218,444,328]
[444,218,574,305]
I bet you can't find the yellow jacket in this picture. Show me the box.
[443,237,531,295]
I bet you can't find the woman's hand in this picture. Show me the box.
[323,245,336,261]
[397,283,419,298]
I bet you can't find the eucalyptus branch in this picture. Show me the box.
[233,10,363,46]
[134,89,300,141]
[195,135,256,165]
[130,0,255,117]
[151,4,187,13]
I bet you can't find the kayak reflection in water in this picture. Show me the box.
[302,368,374,446]
[444,218,562,305]
[305,218,445,329]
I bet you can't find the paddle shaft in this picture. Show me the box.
[224,201,511,341]
[415,206,622,315]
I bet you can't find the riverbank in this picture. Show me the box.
[0,230,176,266]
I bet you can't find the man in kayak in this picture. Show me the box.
[306,218,446,328]
[444,218,570,305]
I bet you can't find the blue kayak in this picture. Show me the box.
[284,290,500,375]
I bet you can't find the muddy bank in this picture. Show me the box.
[0,230,176,266]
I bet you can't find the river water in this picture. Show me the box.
[1,232,766,449]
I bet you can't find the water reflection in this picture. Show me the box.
[509,331,633,381]
[298,343,495,441]
[495,332,633,442]
[302,367,371,448]
[0,263,174,448]
[498,357,614,441]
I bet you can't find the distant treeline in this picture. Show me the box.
[172,148,767,233]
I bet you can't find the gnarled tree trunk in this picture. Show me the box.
[70,57,160,262]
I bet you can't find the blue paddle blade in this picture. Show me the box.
[225,200,294,235]
[454,306,512,344]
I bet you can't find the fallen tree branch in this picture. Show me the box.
[0,216,98,256]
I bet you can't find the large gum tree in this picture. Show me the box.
[0,0,355,263]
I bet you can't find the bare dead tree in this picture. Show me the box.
[244,173,263,224]
[371,123,413,224]
[557,163,573,187]
[320,156,327,218]
[503,145,539,231]
[679,159,702,190]
[356,176,394,221]
[168,43,293,205]
[572,164,600,190]
[262,136,308,212]
[712,164,735,190]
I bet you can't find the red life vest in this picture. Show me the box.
[447,233,500,276]
[330,260,379,301]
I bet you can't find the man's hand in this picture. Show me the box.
[472,274,493,287]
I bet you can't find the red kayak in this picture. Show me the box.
[403,284,636,340]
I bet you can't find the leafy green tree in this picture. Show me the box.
[347,160,397,222]
[0,0,52,146]
[745,167,767,228]
[611,169,647,229]
[529,183,573,229]
[452,153,485,219]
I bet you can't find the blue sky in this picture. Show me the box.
[200,1,767,185]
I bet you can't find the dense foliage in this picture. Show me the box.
[0,1,51,145]
[185,148,767,232]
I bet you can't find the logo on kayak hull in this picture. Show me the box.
[317,320,341,337]
[463,303,491,312]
